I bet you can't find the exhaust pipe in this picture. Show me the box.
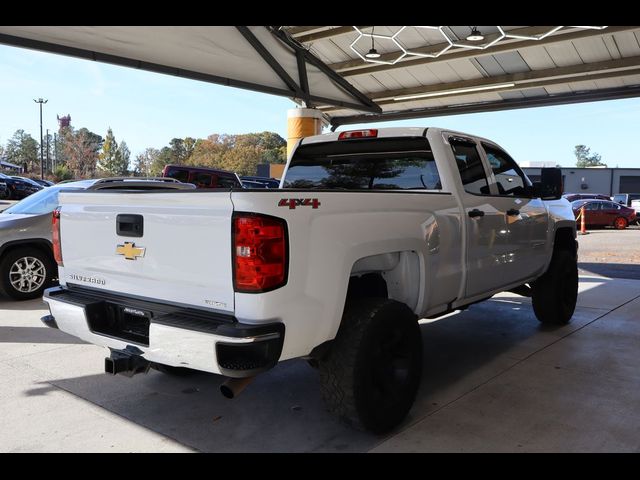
[105,349,150,377]
[220,376,255,399]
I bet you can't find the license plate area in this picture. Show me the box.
[85,301,151,346]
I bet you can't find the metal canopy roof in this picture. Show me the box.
[1,26,640,130]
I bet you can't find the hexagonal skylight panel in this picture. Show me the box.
[394,26,453,58]
[502,26,563,41]
[350,27,407,65]
[446,26,506,50]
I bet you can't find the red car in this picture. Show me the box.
[571,199,637,229]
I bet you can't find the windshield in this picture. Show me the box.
[3,185,83,215]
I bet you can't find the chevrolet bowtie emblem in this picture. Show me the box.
[116,242,146,260]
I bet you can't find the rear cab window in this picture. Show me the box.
[284,137,441,190]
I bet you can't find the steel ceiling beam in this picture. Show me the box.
[372,56,640,104]
[268,27,382,114]
[236,26,306,100]
[294,26,372,43]
[330,85,640,129]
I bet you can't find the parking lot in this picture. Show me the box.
[1,225,639,452]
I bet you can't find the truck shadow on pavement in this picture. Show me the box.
[0,326,86,345]
[18,294,597,452]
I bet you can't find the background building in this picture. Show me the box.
[523,167,640,196]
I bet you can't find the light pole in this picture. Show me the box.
[34,98,48,179]
[46,128,50,174]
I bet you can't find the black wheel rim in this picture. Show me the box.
[370,325,413,407]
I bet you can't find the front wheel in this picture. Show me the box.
[531,248,578,325]
[0,247,56,300]
[319,298,423,434]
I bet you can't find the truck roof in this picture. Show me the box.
[300,127,499,148]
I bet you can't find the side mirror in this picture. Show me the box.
[537,167,563,200]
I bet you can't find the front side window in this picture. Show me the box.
[482,144,529,196]
[450,139,490,195]
[284,138,441,190]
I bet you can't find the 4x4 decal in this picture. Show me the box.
[278,198,321,209]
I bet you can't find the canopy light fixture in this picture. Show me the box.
[366,48,381,59]
[393,82,515,101]
[365,26,381,58]
[466,26,484,41]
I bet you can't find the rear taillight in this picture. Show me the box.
[338,129,378,140]
[233,213,287,293]
[52,207,63,266]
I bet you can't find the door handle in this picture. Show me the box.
[506,208,520,216]
[116,214,144,237]
[468,209,485,218]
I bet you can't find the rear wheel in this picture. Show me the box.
[531,248,578,325]
[614,217,628,230]
[0,247,55,300]
[319,298,423,434]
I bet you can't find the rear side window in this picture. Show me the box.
[193,172,213,187]
[284,137,441,190]
[450,139,489,195]
[166,168,189,183]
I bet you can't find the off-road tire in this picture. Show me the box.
[531,248,578,325]
[319,298,423,434]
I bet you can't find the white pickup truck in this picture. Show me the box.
[42,127,578,433]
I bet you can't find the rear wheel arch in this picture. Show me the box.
[0,239,54,263]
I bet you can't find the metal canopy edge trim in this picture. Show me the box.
[0,28,380,114]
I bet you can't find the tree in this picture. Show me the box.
[150,147,174,176]
[574,145,606,167]
[52,164,73,182]
[114,141,131,176]
[97,127,119,175]
[5,129,39,173]
[133,147,160,177]
[64,128,103,178]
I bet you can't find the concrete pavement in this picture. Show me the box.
[1,274,639,452]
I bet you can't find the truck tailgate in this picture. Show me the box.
[57,191,235,313]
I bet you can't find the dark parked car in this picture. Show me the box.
[30,178,55,187]
[0,179,8,199]
[162,164,242,189]
[563,193,611,202]
[0,172,42,199]
[240,176,280,188]
[571,199,636,230]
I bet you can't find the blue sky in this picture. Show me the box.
[1,43,639,168]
